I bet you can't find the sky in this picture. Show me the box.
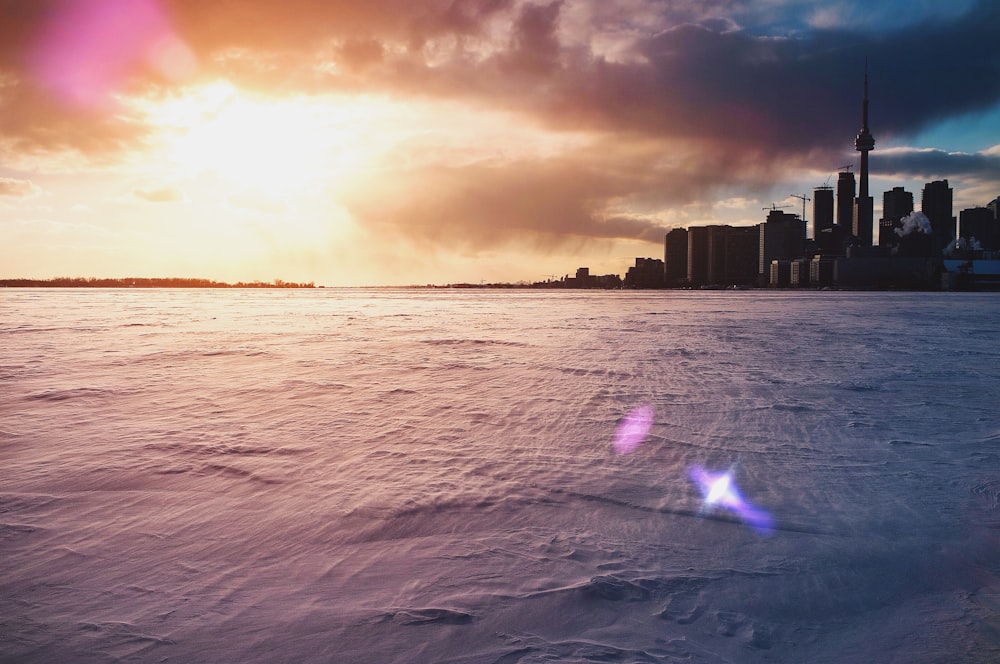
[2,0,999,286]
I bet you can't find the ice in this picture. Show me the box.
[1,288,999,662]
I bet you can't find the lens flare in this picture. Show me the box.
[612,405,653,455]
[688,465,774,535]
[30,0,196,108]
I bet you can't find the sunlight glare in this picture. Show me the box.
[138,82,378,197]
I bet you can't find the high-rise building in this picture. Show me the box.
[687,226,709,287]
[922,179,955,255]
[664,228,688,286]
[813,185,835,252]
[759,209,806,284]
[706,225,730,286]
[960,207,999,251]
[813,185,834,238]
[878,186,913,248]
[853,62,875,246]
[723,225,760,286]
[837,169,856,229]
[987,196,1000,222]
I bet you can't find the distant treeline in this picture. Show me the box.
[0,277,316,288]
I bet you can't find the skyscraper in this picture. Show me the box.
[959,207,998,251]
[813,185,834,251]
[878,186,913,248]
[664,228,688,286]
[836,169,855,229]
[759,209,806,284]
[813,185,834,238]
[922,179,955,255]
[687,226,709,287]
[853,62,875,246]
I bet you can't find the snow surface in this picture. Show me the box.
[2,288,999,663]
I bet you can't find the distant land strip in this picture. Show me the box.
[0,277,315,288]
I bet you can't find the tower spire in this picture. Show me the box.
[853,58,875,246]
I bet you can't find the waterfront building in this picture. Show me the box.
[837,169,856,230]
[922,179,956,256]
[664,228,688,287]
[960,207,999,251]
[759,209,806,285]
[687,226,709,287]
[878,186,914,249]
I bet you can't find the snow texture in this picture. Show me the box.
[2,288,999,663]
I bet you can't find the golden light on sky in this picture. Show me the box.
[1,0,998,285]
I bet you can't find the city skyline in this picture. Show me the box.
[2,0,999,286]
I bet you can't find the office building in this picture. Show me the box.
[813,185,834,241]
[625,258,665,288]
[922,179,956,255]
[878,186,913,248]
[759,209,806,284]
[687,226,709,287]
[960,207,999,251]
[837,170,856,229]
[664,228,688,286]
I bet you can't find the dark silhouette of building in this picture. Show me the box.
[664,228,689,286]
[687,226,709,287]
[706,225,729,286]
[836,168,856,231]
[720,225,759,286]
[853,63,875,247]
[682,225,760,287]
[922,179,955,255]
[759,209,806,285]
[703,225,758,286]
[878,186,913,249]
[625,258,665,288]
[988,196,1000,222]
[960,207,999,251]
[564,267,621,288]
[813,185,834,247]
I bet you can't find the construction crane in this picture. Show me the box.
[790,193,811,222]
[763,203,790,211]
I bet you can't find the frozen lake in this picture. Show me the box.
[2,288,999,663]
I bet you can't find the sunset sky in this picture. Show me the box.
[2,0,999,286]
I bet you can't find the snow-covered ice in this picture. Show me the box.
[2,288,999,663]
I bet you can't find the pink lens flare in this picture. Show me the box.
[29,0,196,108]
[688,465,774,534]
[612,405,654,455]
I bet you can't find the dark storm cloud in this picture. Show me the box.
[875,148,1000,179]
[341,154,671,250]
[1,0,997,248]
[340,139,784,250]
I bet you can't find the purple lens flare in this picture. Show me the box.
[688,465,774,535]
[612,405,654,455]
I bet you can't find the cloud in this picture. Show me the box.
[875,147,1000,179]
[0,176,42,197]
[1,0,998,256]
[4,1,999,156]
[340,134,782,250]
[133,185,185,202]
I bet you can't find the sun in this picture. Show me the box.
[136,81,374,197]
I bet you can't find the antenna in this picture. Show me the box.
[790,194,811,222]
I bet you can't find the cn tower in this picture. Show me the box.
[853,60,875,246]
